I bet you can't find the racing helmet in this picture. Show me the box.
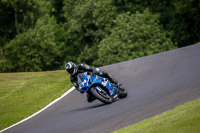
[65,61,76,75]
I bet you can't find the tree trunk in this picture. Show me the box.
[0,46,5,59]
[14,10,19,34]
[198,0,200,8]
[121,0,127,9]
[198,0,200,10]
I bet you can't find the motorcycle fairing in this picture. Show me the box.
[78,72,117,96]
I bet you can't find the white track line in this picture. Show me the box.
[0,87,75,133]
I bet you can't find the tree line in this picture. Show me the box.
[0,0,199,72]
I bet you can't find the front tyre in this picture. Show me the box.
[91,87,113,104]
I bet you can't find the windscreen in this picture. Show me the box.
[77,73,84,84]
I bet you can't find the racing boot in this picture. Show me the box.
[115,82,122,87]
[87,94,96,103]
[111,78,122,89]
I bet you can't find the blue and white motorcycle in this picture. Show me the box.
[77,72,127,104]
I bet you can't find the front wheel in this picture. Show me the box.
[91,87,113,104]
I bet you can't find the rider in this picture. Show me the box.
[65,61,121,102]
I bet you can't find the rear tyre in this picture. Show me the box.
[91,87,113,104]
[118,86,128,98]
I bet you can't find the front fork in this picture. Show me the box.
[111,88,119,101]
[110,85,120,101]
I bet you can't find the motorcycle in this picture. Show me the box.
[77,72,127,104]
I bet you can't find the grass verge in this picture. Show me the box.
[114,98,200,133]
[0,70,72,130]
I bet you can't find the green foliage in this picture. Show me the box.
[92,0,117,35]
[77,45,98,65]
[50,0,65,23]
[0,0,52,68]
[63,0,118,64]
[0,59,14,72]
[0,0,51,38]
[5,15,67,72]
[63,0,96,64]
[0,0,199,72]
[143,0,200,47]
[95,10,176,66]
[171,0,200,47]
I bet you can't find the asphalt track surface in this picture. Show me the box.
[2,44,200,133]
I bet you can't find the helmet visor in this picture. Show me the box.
[67,67,74,74]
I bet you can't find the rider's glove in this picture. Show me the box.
[80,90,84,94]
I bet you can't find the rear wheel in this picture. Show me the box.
[91,87,113,104]
[118,86,128,98]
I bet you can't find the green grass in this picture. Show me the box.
[114,98,200,133]
[0,70,72,130]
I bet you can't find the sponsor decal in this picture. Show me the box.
[113,94,118,99]
[81,80,86,86]
[87,75,90,79]
[102,80,108,86]
[110,90,113,95]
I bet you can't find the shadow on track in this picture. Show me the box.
[68,103,107,113]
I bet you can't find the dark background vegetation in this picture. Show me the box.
[0,0,199,72]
